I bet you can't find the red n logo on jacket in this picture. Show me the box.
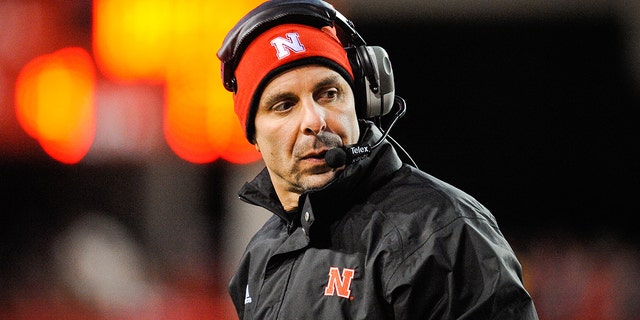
[324,267,355,298]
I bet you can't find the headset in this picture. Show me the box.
[217,0,395,119]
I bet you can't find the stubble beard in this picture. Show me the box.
[289,132,343,192]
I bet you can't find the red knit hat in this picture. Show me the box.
[233,23,354,143]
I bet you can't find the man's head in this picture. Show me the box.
[218,0,396,143]
[217,0,394,209]
[236,22,360,209]
[232,23,355,144]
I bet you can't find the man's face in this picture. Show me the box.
[254,65,359,209]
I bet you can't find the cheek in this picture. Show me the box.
[350,112,360,138]
[338,109,360,145]
[254,121,291,155]
[253,117,276,150]
[341,92,359,144]
[253,136,276,164]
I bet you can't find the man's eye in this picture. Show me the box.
[318,88,339,101]
[273,101,294,112]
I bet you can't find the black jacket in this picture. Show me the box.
[229,122,538,319]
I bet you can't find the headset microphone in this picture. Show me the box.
[325,96,407,169]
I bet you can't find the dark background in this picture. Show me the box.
[357,16,638,243]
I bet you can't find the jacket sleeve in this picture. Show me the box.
[385,217,539,320]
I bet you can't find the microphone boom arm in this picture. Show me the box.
[325,96,408,168]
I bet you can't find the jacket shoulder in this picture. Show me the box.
[372,164,499,231]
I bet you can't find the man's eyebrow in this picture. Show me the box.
[314,74,343,91]
[261,91,296,109]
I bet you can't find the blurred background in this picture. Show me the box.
[1,0,638,319]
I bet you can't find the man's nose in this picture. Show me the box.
[300,99,327,136]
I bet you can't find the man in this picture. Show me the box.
[217,0,539,319]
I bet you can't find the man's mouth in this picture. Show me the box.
[302,148,327,160]
[302,149,328,161]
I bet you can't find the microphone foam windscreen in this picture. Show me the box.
[325,148,347,168]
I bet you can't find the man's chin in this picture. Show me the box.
[301,169,337,190]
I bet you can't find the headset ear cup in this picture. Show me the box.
[362,46,395,117]
[348,46,395,118]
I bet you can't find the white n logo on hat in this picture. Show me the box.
[270,32,306,60]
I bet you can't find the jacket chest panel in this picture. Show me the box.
[249,248,370,319]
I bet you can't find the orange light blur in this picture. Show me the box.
[93,0,172,83]
[163,0,261,164]
[164,68,221,164]
[15,47,96,164]
[206,83,262,164]
[93,0,262,164]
